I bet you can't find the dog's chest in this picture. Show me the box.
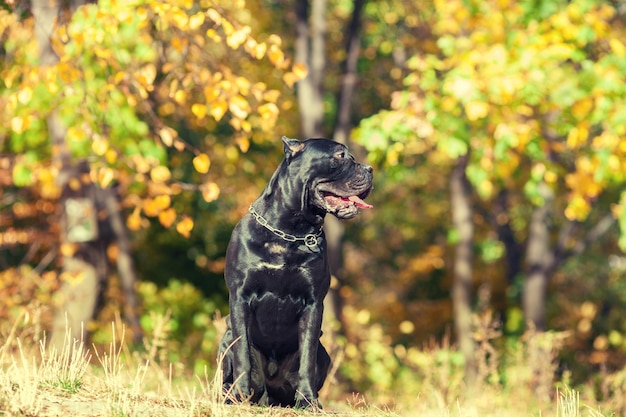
[246,261,320,303]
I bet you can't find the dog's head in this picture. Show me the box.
[282,136,373,219]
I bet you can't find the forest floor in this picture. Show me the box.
[0,323,614,417]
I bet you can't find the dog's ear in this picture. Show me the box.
[282,136,306,160]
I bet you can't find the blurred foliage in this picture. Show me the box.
[1,0,626,409]
[134,280,220,375]
[0,0,302,236]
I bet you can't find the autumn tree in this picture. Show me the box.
[0,0,303,344]
[292,0,367,339]
[357,0,626,378]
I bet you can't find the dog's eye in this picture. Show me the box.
[335,150,347,159]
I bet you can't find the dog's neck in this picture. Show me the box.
[254,165,326,234]
[248,204,324,253]
[251,195,324,235]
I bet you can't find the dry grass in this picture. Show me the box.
[0,311,617,417]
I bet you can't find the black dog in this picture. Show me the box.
[217,137,373,408]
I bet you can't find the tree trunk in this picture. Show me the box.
[493,190,523,285]
[523,182,554,332]
[332,0,364,145]
[326,0,365,338]
[31,0,99,350]
[295,0,366,340]
[450,154,477,384]
[102,187,142,343]
[295,0,326,138]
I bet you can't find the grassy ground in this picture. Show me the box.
[0,318,616,417]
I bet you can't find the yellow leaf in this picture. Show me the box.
[174,89,186,104]
[94,46,112,59]
[544,170,558,184]
[130,154,150,174]
[17,86,32,104]
[204,85,220,103]
[97,167,115,188]
[206,28,222,42]
[159,126,177,147]
[230,118,242,131]
[222,20,234,36]
[238,136,250,152]
[193,153,211,174]
[61,243,78,257]
[227,27,250,49]
[229,95,250,119]
[105,148,118,164]
[138,64,157,86]
[253,41,267,59]
[292,62,308,80]
[67,125,86,142]
[282,72,298,88]
[268,34,282,46]
[235,77,251,95]
[565,194,590,221]
[465,101,489,121]
[206,8,222,24]
[191,103,207,119]
[268,44,285,67]
[219,79,233,93]
[113,71,126,84]
[171,36,188,52]
[150,166,172,183]
[210,100,228,121]
[92,138,109,156]
[154,194,171,210]
[188,12,205,30]
[448,78,475,100]
[441,96,458,112]
[171,10,188,29]
[250,82,266,100]
[201,182,220,202]
[567,122,589,148]
[11,116,25,134]
[176,216,194,238]
[258,103,279,120]
[158,208,177,228]
[143,198,160,217]
[174,139,186,152]
[572,98,593,119]
[263,90,280,103]
[127,208,142,231]
[609,38,626,57]
[69,178,81,191]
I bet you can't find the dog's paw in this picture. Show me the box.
[294,392,322,411]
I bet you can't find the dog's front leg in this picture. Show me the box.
[295,304,323,408]
[229,298,252,400]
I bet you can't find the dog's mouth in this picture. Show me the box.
[323,192,373,210]
[317,187,373,219]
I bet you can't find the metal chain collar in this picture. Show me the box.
[248,205,323,248]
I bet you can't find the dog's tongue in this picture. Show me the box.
[348,195,373,209]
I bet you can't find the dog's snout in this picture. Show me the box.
[363,164,373,174]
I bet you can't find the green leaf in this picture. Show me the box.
[436,35,456,57]
[480,238,505,263]
[618,192,626,252]
[12,162,33,187]
[139,139,166,163]
[447,228,460,244]
[437,136,467,159]
[466,163,487,187]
